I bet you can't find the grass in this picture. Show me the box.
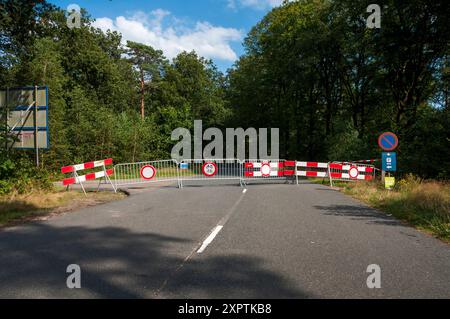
[0,189,126,227]
[336,174,450,242]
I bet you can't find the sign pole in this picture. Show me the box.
[5,87,9,152]
[34,86,39,167]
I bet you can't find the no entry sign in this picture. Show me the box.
[140,165,156,180]
[378,132,398,151]
[348,166,359,179]
[202,162,217,177]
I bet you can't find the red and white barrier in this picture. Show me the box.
[61,158,116,194]
[61,158,113,174]
[244,161,284,177]
[295,161,329,178]
[328,162,375,185]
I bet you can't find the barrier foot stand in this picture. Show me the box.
[79,181,87,197]
[104,168,117,193]
[96,176,103,193]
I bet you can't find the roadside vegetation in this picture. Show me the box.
[337,175,450,242]
[0,188,125,227]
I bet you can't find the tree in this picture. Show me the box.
[126,41,166,119]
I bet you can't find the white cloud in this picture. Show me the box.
[227,0,284,10]
[92,10,243,62]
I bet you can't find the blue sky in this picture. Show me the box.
[49,0,284,72]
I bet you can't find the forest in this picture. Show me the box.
[0,0,449,193]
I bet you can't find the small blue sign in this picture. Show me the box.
[382,152,397,172]
[180,163,189,170]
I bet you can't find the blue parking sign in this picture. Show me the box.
[382,152,397,172]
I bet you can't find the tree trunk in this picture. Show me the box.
[140,68,145,120]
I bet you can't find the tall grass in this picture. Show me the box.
[343,174,450,242]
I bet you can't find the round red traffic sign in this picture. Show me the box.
[348,166,359,180]
[140,165,156,180]
[202,162,217,177]
[378,132,398,151]
[260,163,271,177]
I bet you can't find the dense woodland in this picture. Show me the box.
[0,0,449,188]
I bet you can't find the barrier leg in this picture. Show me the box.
[327,163,333,187]
[103,165,117,193]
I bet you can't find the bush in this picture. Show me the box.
[0,156,54,195]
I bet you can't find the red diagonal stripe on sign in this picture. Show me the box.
[382,136,394,147]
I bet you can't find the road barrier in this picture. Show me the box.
[243,160,288,184]
[114,159,179,188]
[177,159,243,188]
[108,158,377,190]
[327,162,375,186]
[61,158,116,195]
[294,161,329,185]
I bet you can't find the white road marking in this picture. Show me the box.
[196,225,224,254]
[156,190,247,295]
[196,190,247,254]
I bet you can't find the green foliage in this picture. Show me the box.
[0,0,231,194]
[227,0,450,176]
[0,154,53,195]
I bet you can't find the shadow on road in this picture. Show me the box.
[313,204,403,226]
[0,223,307,298]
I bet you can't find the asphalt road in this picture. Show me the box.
[0,181,449,298]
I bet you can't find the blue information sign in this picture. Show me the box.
[180,163,189,170]
[382,152,397,172]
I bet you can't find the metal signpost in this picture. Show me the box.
[378,132,398,189]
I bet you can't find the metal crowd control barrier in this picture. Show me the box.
[177,159,243,188]
[112,158,376,189]
[114,159,179,188]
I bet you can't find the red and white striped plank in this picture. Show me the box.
[63,169,114,186]
[284,161,296,167]
[296,171,327,178]
[245,170,284,177]
[245,162,284,169]
[296,161,328,169]
[329,163,374,173]
[330,172,373,180]
[61,158,113,174]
